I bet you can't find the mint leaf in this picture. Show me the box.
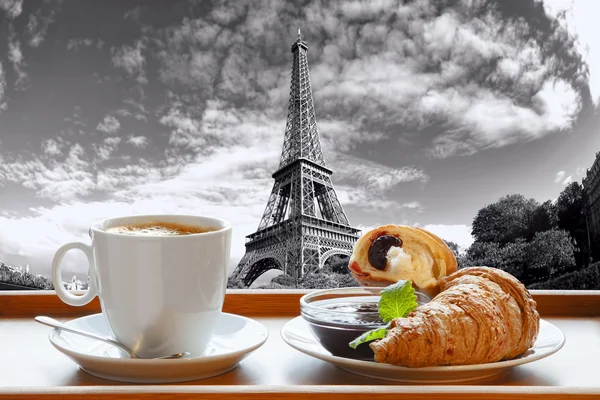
[378,280,418,322]
[349,327,389,349]
[347,280,418,351]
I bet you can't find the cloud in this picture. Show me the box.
[94,162,164,194]
[0,144,96,201]
[209,1,247,26]
[115,109,131,118]
[304,0,586,159]
[155,12,283,106]
[0,201,134,277]
[354,224,376,236]
[111,39,147,84]
[67,38,105,51]
[116,108,147,122]
[318,119,387,154]
[127,135,148,148]
[160,98,286,154]
[124,5,141,20]
[427,79,581,157]
[335,180,424,214]
[339,0,396,21]
[8,25,27,87]
[93,137,122,161]
[421,224,474,251]
[553,169,577,186]
[333,154,428,193]
[26,5,60,47]
[541,0,600,104]
[122,98,150,120]
[149,0,590,164]
[96,115,121,134]
[157,47,220,92]
[63,105,86,128]
[0,0,22,19]
[41,138,63,156]
[159,106,203,149]
[0,62,6,111]
[401,201,421,209]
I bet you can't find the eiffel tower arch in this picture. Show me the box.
[229,29,361,288]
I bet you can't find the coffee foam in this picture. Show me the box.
[107,225,182,236]
[105,222,212,236]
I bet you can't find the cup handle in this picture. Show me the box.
[51,242,99,306]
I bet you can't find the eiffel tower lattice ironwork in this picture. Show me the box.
[229,29,361,287]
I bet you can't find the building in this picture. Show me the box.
[583,151,600,240]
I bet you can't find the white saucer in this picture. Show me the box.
[48,312,268,383]
[281,317,565,383]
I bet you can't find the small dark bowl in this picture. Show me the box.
[300,287,430,360]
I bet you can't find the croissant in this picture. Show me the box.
[369,266,540,367]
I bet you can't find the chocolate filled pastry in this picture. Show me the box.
[348,225,457,297]
[369,267,541,367]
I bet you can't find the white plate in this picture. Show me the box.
[48,312,268,383]
[281,316,565,383]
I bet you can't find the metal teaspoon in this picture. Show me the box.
[35,316,190,360]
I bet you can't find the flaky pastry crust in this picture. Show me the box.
[348,225,458,297]
[369,266,540,367]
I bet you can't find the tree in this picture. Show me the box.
[322,254,350,274]
[525,229,576,280]
[471,194,538,245]
[299,273,337,289]
[255,282,290,289]
[227,276,247,289]
[527,200,558,239]
[529,262,600,290]
[271,273,295,287]
[443,240,460,256]
[463,239,528,280]
[300,272,357,289]
[556,182,589,267]
[463,228,577,284]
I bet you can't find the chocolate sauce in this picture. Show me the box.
[304,300,385,360]
[313,302,381,325]
[368,235,402,270]
[308,322,380,360]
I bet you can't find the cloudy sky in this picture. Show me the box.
[0,0,599,284]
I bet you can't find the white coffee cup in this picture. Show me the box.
[51,214,232,358]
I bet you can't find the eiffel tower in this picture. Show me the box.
[229,29,361,288]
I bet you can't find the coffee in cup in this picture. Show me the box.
[105,221,216,236]
[51,214,232,358]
